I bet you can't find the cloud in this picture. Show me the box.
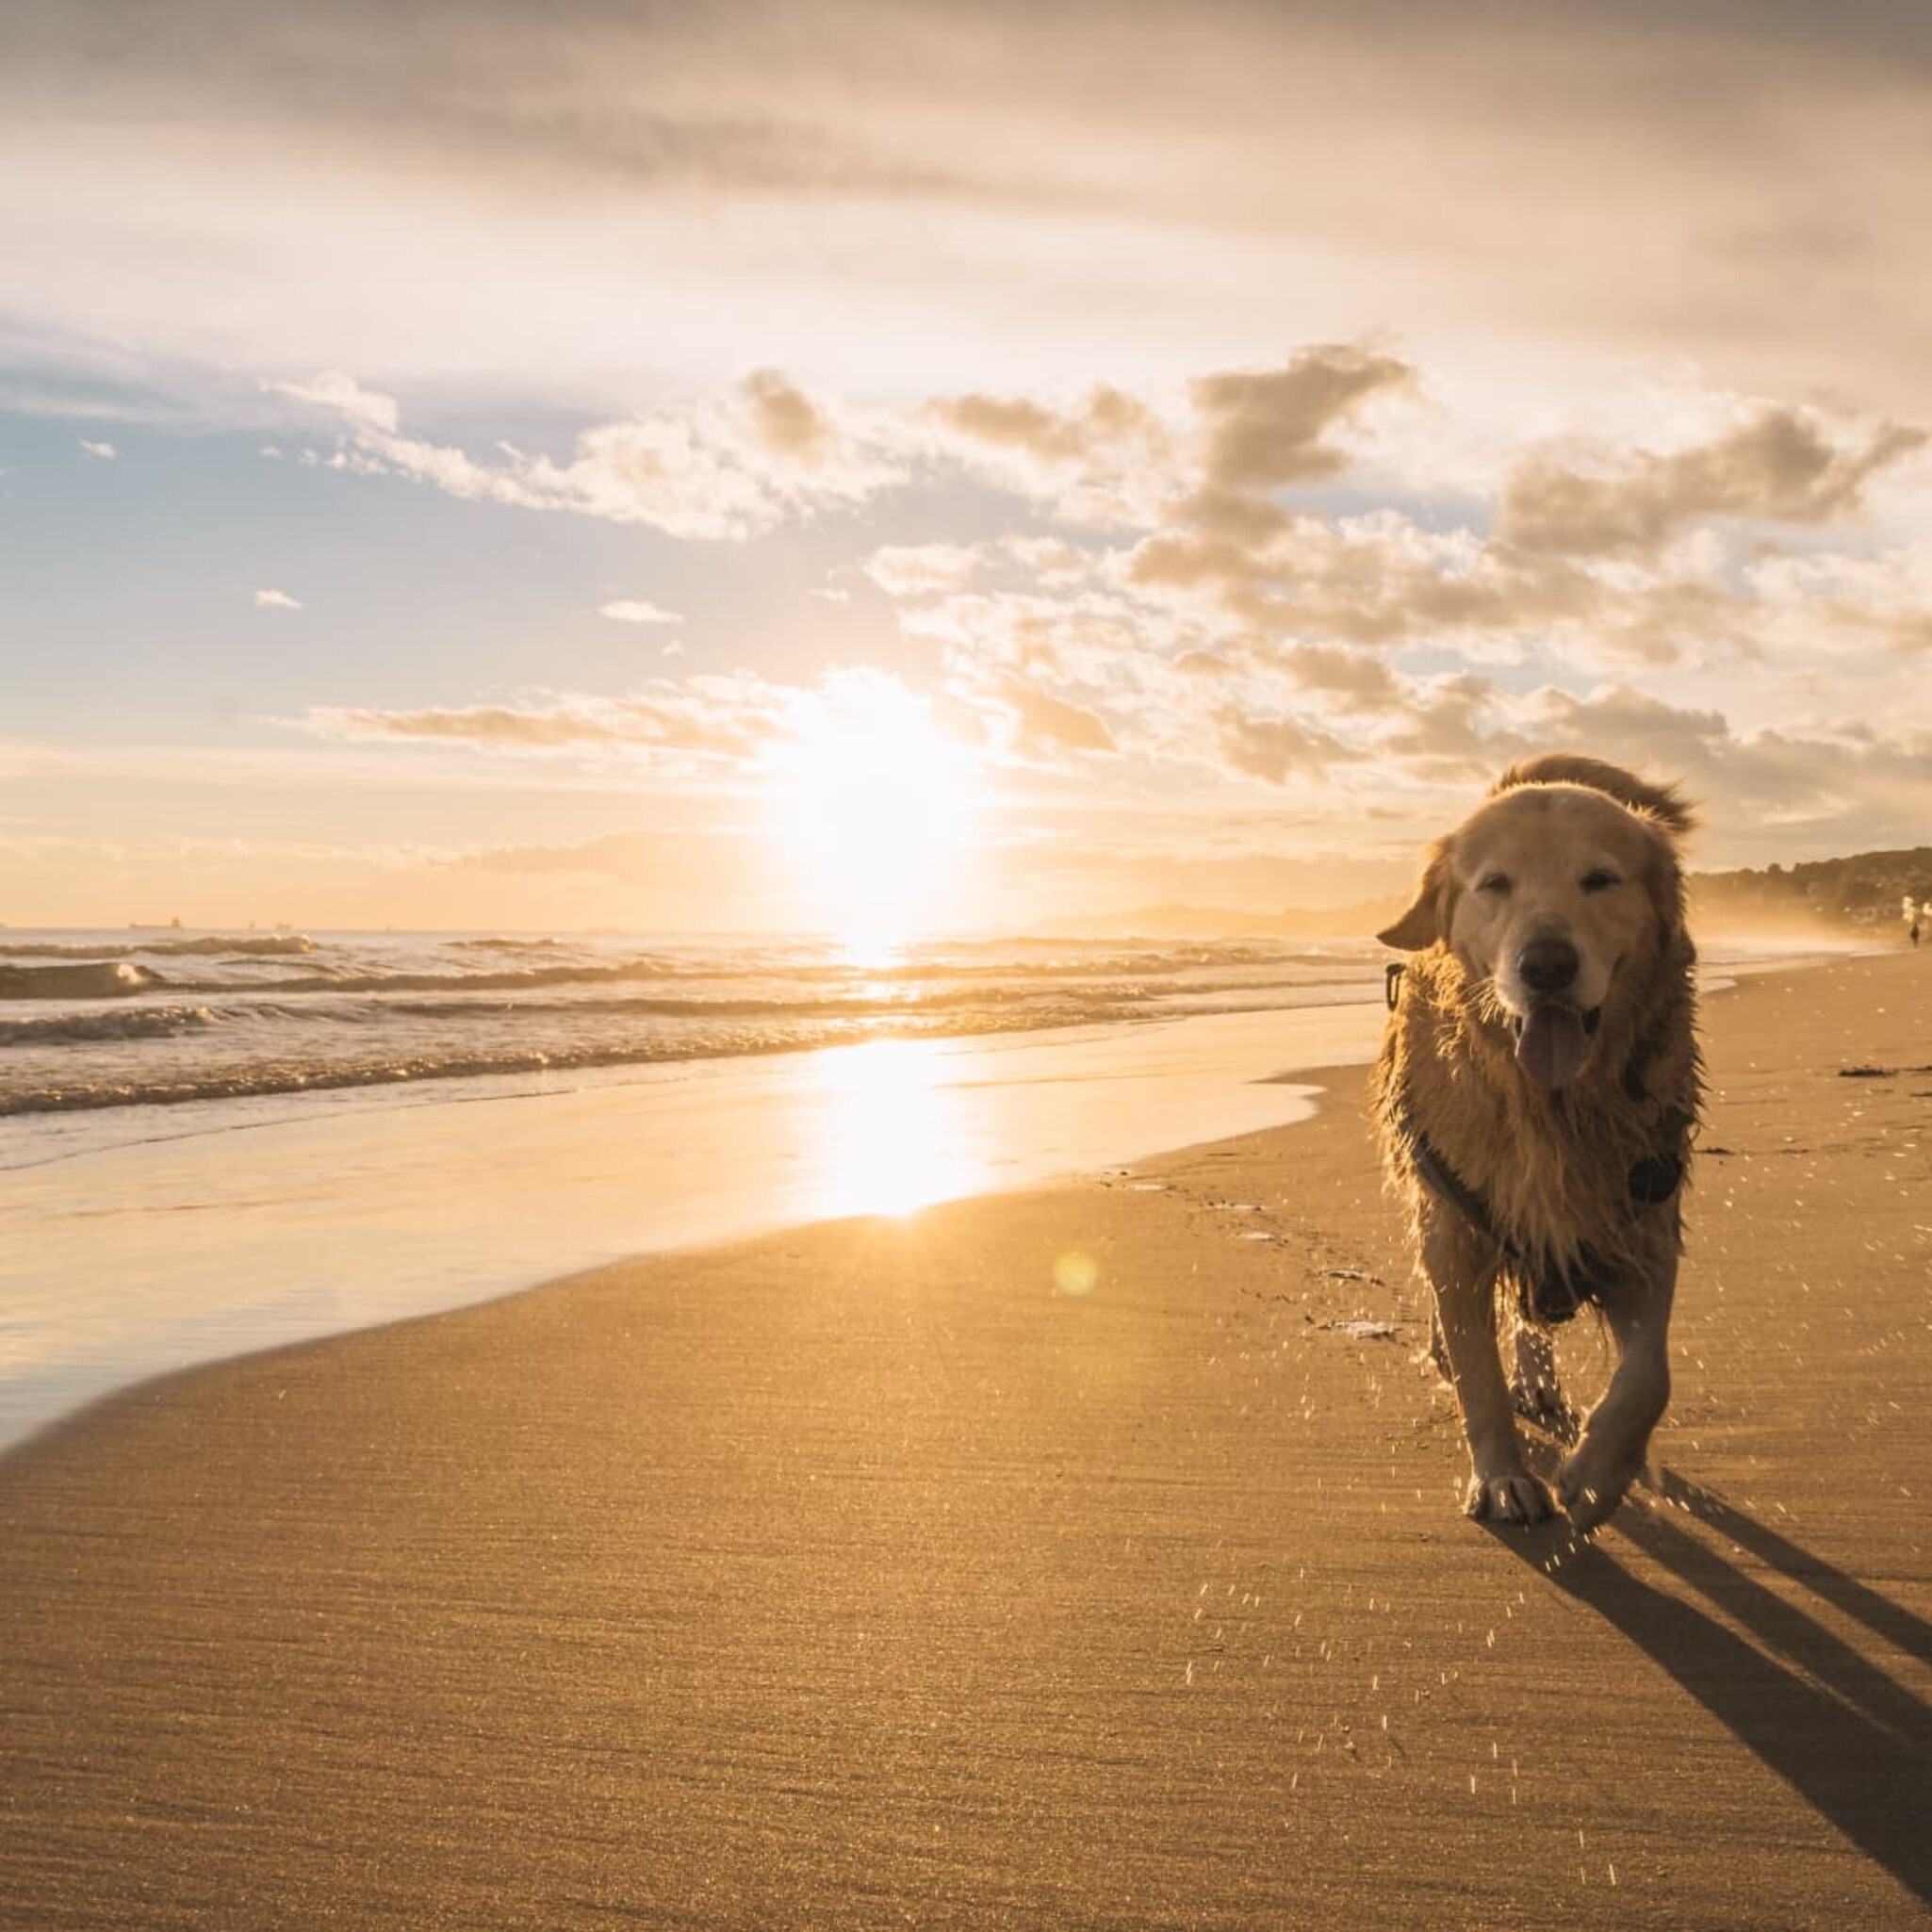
[919,348,1421,525]
[257,356,1929,721]
[861,543,986,598]
[1190,345,1415,490]
[1001,535,1094,581]
[1512,683,1932,846]
[1124,506,1607,659]
[1500,407,1928,559]
[734,368,838,465]
[1215,711,1356,787]
[77,438,117,459]
[265,369,400,434]
[1285,644,1403,712]
[989,673,1117,761]
[271,366,905,540]
[598,598,682,625]
[522,416,780,538]
[254,587,303,610]
[900,584,1162,771]
[926,385,1161,467]
[1171,648,1235,678]
[303,674,798,765]
[922,384,1175,525]
[463,828,760,888]
[904,584,1161,691]
[1745,542,1932,660]
[860,537,1105,601]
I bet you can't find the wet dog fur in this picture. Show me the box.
[1373,755,1700,1531]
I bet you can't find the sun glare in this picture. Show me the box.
[768,676,982,945]
[808,1036,979,1220]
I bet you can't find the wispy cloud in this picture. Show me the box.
[299,673,803,769]
[861,544,987,598]
[272,368,905,541]
[254,587,303,610]
[598,598,682,625]
[265,370,397,434]
[77,438,117,459]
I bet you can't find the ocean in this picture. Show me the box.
[0,927,1386,1151]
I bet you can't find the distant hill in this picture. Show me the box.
[1036,846,1932,941]
[1691,847,1932,933]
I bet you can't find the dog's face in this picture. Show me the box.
[1381,783,1680,1090]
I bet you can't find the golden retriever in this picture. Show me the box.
[1373,755,1700,1531]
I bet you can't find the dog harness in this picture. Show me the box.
[1391,1109,1684,1322]
[1384,963,1689,1323]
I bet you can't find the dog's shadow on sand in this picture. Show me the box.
[1490,1465,1932,1905]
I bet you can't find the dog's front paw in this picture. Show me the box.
[1555,1439,1644,1532]
[1465,1471,1554,1524]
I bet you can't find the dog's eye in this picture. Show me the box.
[1580,868,1620,893]
[1477,873,1512,894]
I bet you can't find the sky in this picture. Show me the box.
[2,0,1929,935]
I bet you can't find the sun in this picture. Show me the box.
[766,675,982,947]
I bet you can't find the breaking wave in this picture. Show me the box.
[0,933,316,959]
[0,1004,221,1046]
[0,961,167,1000]
[0,927,1386,1121]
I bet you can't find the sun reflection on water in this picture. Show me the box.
[809,1035,982,1220]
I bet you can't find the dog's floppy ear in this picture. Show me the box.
[1378,843,1450,950]
[1641,822,1690,947]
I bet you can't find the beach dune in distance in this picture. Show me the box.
[0,955,1927,1929]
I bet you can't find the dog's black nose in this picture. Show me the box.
[1518,937,1580,995]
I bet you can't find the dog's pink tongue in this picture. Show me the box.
[1516,1006,1590,1090]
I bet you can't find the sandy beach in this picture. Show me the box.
[1,952,1926,1929]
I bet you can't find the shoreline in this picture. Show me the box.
[0,948,1867,1455]
[1,952,1926,1927]
[0,1004,1379,1453]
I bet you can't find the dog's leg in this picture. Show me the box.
[1421,1204,1552,1524]
[1556,1252,1676,1532]
[1508,1318,1577,1440]
[1424,1308,1450,1384]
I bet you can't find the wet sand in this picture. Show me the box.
[0,1005,1372,1453]
[1,953,1926,1928]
